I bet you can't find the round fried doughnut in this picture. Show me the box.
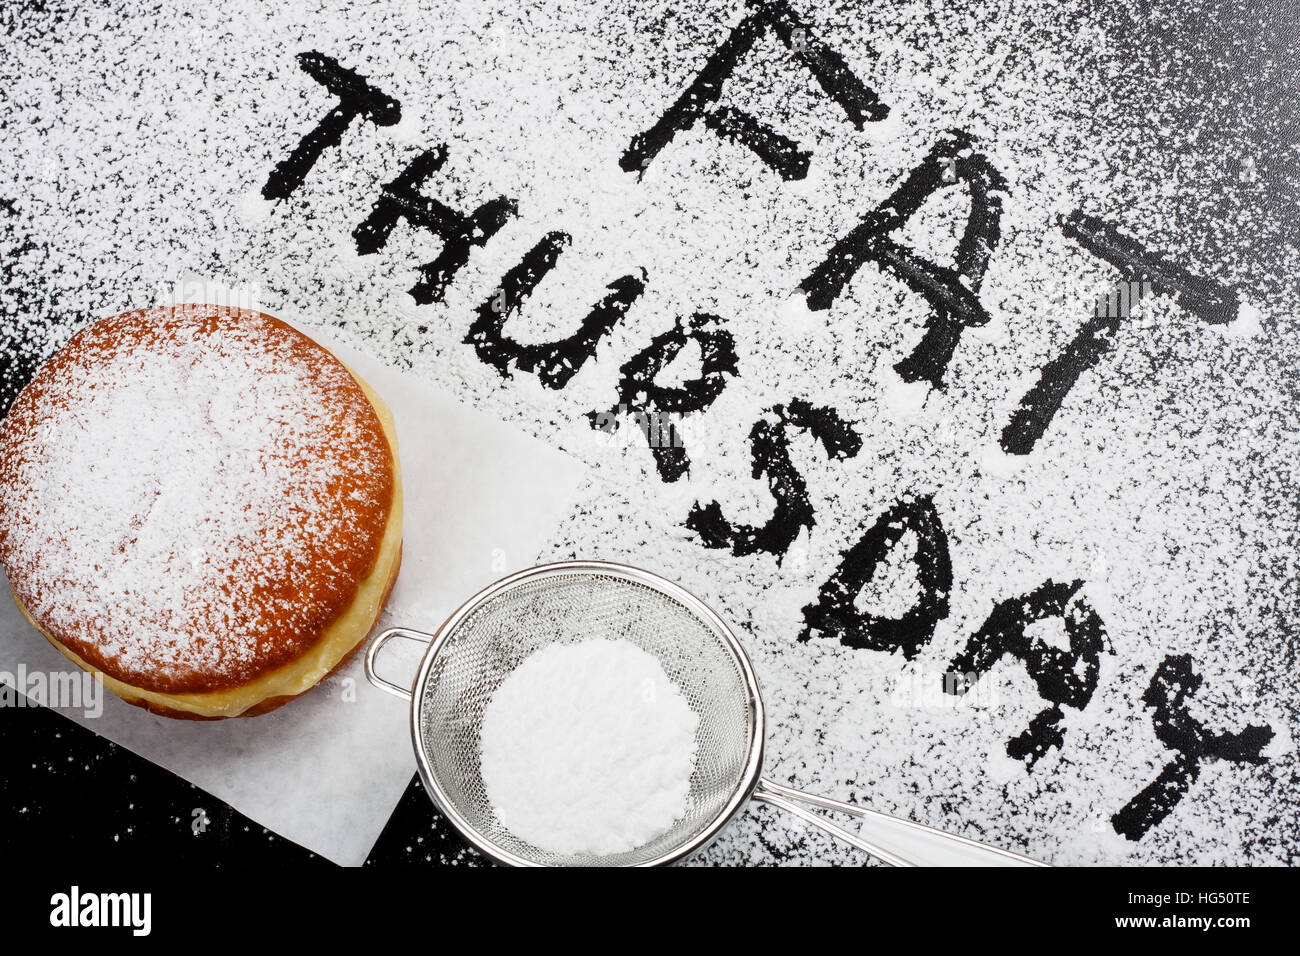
[0,304,403,718]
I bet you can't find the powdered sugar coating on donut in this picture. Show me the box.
[0,305,395,694]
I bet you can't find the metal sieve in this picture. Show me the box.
[364,561,1047,867]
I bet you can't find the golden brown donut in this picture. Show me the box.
[0,304,403,718]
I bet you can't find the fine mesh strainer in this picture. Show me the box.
[364,561,1047,867]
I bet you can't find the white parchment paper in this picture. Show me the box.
[0,316,587,865]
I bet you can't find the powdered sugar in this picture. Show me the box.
[480,638,699,856]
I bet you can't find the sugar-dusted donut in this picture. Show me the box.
[0,304,403,718]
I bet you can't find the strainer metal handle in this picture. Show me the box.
[751,779,1048,867]
[364,626,431,700]
[752,783,916,866]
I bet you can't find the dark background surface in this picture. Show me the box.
[0,693,483,866]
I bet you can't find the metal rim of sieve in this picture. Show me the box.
[367,560,766,867]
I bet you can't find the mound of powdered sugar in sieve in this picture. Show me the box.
[480,638,700,857]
